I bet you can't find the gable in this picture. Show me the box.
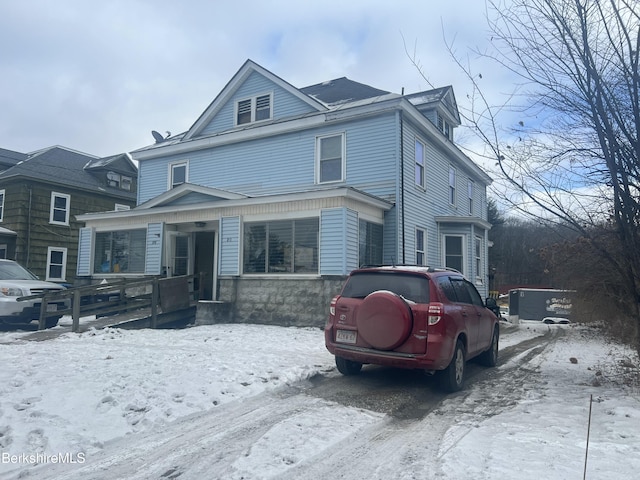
[137,183,247,209]
[184,60,326,141]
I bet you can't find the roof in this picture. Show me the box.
[0,148,27,170]
[0,146,136,200]
[300,77,391,106]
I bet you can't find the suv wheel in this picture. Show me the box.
[477,327,499,367]
[335,356,363,376]
[439,340,465,392]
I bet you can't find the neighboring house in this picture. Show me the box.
[76,59,492,326]
[0,146,137,283]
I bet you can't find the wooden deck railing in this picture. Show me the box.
[18,274,204,332]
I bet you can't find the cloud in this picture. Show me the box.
[0,0,503,157]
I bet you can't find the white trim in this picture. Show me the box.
[315,132,346,184]
[474,235,483,284]
[49,192,70,225]
[0,189,4,222]
[46,246,67,281]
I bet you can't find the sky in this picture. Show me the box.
[0,0,509,159]
[0,318,638,479]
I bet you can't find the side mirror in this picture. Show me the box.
[485,297,497,308]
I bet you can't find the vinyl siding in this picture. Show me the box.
[138,113,399,204]
[320,208,358,275]
[76,227,93,276]
[144,223,164,275]
[219,216,240,275]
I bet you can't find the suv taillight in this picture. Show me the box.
[428,302,443,325]
[329,296,339,317]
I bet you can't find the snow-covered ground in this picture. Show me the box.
[0,318,638,479]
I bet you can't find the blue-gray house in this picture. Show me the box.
[76,59,492,326]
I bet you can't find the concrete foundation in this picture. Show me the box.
[195,276,346,327]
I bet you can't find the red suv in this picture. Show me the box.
[324,266,500,392]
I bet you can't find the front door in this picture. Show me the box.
[194,231,216,300]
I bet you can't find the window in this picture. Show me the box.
[236,93,272,125]
[0,189,4,221]
[468,180,474,215]
[436,112,452,140]
[415,139,425,188]
[475,236,483,282]
[94,229,147,273]
[170,162,188,189]
[317,133,345,183]
[415,228,426,265]
[50,192,70,225]
[449,166,456,205]
[47,247,67,281]
[243,218,319,274]
[444,235,464,273]
[108,172,133,191]
[0,244,6,259]
[359,220,383,267]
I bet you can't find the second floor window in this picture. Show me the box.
[170,162,188,189]
[317,133,345,183]
[236,93,272,125]
[50,192,70,225]
[449,166,457,206]
[468,180,474,215]
[0,189,4,221]
[415,139,425,188]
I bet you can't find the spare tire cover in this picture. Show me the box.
[356,291,413,350]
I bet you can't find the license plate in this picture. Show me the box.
[46,304,58,312]
[336,329,357,344]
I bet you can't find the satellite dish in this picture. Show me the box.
[151,130,164,144]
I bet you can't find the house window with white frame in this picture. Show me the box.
[468,180,474,215]
[47,247,67,281]
[107,172,133,191]
[236,93,272,126]
[50,192,70,225]
[317,133,344,183]
[416,228,426,265]
[94,229,147,274]
[475,236,483,283]
[0,244,6,259]
[415,139,425,188]
[170,162,188,189]
[0,189,4,221]
[448,166,456,206]
[444,235,464,274]
[243,218,319,274]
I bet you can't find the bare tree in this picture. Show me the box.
[411,0,640,353]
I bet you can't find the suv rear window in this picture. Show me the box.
[341,272,429,303]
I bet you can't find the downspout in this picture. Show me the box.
[399,107,406,264]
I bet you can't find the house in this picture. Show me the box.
[0,146,137,283]
[76,59,492,326]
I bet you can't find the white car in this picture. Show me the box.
[0,259,69,328]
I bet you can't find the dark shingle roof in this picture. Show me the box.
[0,148,28,170]
[300,77,390,106]
[0,146,136,200]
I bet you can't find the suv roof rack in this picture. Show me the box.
[358,264,463,275]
